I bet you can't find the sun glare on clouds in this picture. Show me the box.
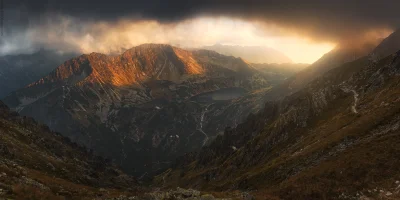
[22,16,335,64]
[108,17,335,63]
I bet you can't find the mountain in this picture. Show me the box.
[0,49,77,98]
[202,44,292,64]
[371,29,400,60]
[261,38,383,101]
[200,38,385,142]
[277,31,400,100]
[2,44,285,178]
[0,101,137,199]
[158,47,400,199]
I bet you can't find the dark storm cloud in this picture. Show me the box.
[7,0,400,41]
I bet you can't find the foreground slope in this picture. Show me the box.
[159,50,400,199]
[0,101,137,199]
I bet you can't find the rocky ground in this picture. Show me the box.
[105,187,255,200]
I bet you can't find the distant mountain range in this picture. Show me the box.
[202,44,293,64]
[0,50,77,98]
[251,63,309,81]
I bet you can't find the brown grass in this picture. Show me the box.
[12,184,64,200]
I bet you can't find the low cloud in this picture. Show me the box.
[2,0,399,60]
[7,0,400,42]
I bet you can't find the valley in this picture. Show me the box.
[1,44,286,178]
[1,24,400,199]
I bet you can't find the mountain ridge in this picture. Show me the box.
[26,44,261,90]
[202,44,293,64]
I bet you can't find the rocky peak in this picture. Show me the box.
[27,44,207,88]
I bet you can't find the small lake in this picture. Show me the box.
[191,87,248,103]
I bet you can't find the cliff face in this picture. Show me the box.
[160,50,400,199]
[0,101,137,199]
[2,44,276,178]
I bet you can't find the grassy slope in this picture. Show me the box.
[0,103,139,199]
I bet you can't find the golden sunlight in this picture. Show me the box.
[59,17,335,64]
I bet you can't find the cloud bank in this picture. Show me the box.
[2,0,398,59]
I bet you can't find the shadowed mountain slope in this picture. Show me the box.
[159,49,400,199]
[0,101,137,199]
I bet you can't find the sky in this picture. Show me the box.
[2,0,399,63]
